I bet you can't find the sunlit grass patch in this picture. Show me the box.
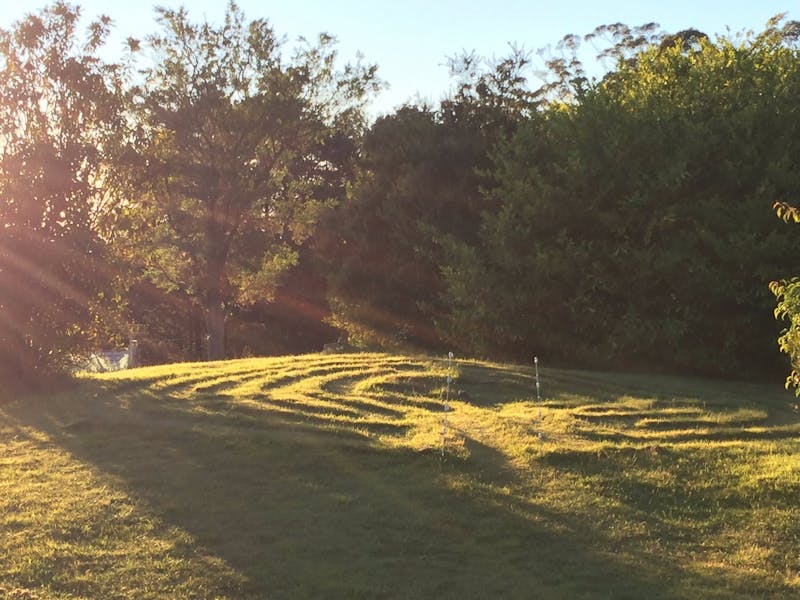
[2,353,800,598]
[0,420,245,599]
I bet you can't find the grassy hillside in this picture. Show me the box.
[1,352,799,599]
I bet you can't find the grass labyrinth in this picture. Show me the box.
[1,352,800,599]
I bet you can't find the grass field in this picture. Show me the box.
[1,352,799,599]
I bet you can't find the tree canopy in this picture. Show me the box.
[439,17,800,376]
[3,2,800,388]
[0,1,123,384]
[115,2,379,359]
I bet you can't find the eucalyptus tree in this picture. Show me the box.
[123,2,378,359]
[0,2,124,384]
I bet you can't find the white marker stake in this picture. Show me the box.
[442,351,453,462]
[534,356,543,440]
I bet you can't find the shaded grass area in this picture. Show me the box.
[1,353,799,598]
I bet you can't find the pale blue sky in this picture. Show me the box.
[1,1,795,115]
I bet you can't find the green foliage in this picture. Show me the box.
[774,201,800,223]
[117,2,379,359]
[324,51,535,350]
[323,105,487,348]
[3,3,800,381]
[440,18,800,376]
[0,2,123,384]
[770,278,800,393]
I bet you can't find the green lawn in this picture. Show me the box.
[1,352,799,599]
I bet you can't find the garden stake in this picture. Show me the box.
[442,351,453,463]
[534,356,543,439]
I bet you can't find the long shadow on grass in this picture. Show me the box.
[576,426,800,445]
[6,378,753,600]
[456,363,705,407]
[460,362,792,413]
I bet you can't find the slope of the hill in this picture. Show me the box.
[1,352,799,599]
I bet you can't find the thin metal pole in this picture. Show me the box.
[442,351,453,462]
[534,356,543,439]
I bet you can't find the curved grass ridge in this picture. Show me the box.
[1,353,799,599]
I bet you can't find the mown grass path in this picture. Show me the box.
[1,353,799,598]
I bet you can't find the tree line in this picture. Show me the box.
[2,2,800,391]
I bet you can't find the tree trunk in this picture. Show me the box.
[205,303,226,361]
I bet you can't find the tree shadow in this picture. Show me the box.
[455,363,539,406]
[2,377,771,599]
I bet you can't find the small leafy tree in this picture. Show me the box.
[770,277,800,393]
[771,202,800,393]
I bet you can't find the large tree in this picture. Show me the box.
[121,2,378,359]
[0,2,123,385]
[441,17,800,375]
[322,50,535,349]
